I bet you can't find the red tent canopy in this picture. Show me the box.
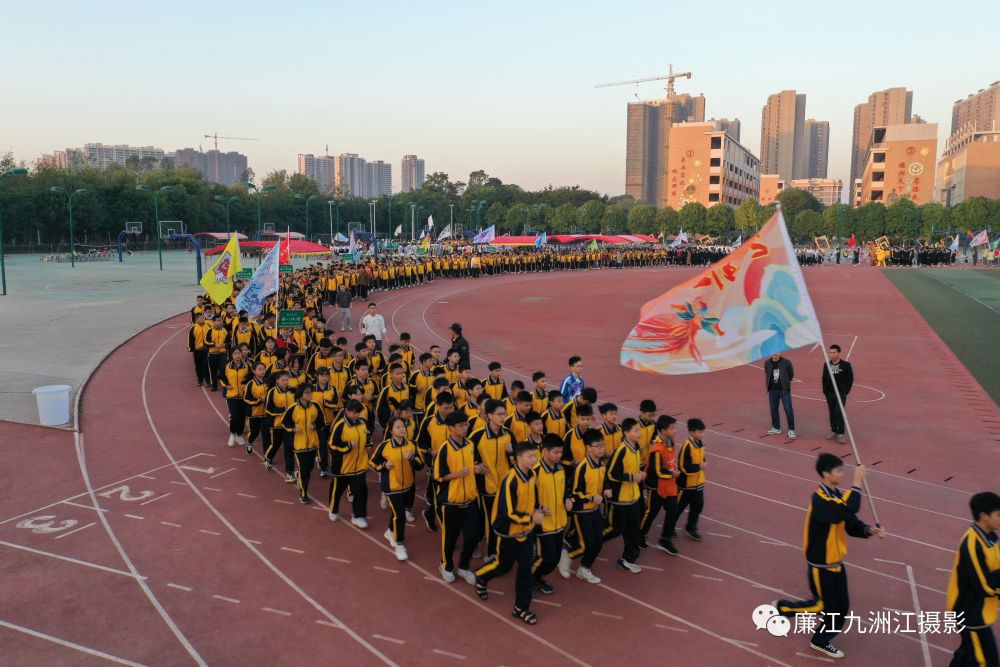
[491,234,656,246]
[205,239,332,256]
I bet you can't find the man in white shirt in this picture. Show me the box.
[359,302,387,351]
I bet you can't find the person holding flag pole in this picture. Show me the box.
[620,205,885,659]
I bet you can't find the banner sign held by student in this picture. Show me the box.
[200,235,242,304]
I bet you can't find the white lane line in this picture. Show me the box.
[327,556,351,564]
[138,474,157,480]
[281,547,305,554]
[846,334,859,359]
[591,611,623,620]
[432,648,466,660]
[62,500,107,512]
[246,539,262,545]
[906,564,933,667]
[230,457,245,462]
[139,493,172,506]
[53,522,96,539]
[167,583,193,592]
[262,607,291,616]
[203,487,223,492]
[935,567,951,573]
[534,599,561,607]
[796,651,835,663]
[733,640,759,648]
[316,619,345,629]
[638,563,664,572]
[654,624,689,632]
[373,566,399,574]
[0,619,146,667]
[210,467,236,479]
[372,634,406,644]
[161,521,182,528]
[213,595,240,604]
[274,499,295,505]
[170,481,187,486]
[0,540,142,578]
[237,493,257,499]
[705,532,732,538]
[874,557,906,565]
[123,514,145,520]
[691,574,724,582]
[199,529,221,536]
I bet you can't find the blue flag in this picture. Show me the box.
[235,239,281,317]
[535,232,547,248]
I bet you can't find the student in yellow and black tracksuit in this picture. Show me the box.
[542,391,566,440]
[221,348,250,448]
[475,441,542,625]
[264,371,296,479]
[327,399,371,527]
[775,453,883,660]
[483,363,509,402]
[230,317,257,357]
[256,337,278,371]
[417,391,456,532]
[469,399,514,561]
[639,415,680,555]
[532,434,569,596]
[306,339,337,380]
[947,492,1000,667]
[530,372,548,414]
[561,404,595,466]
[434,411,483,583]
[505,392,533,443]
[375,363,413,430]
[637,399,658,465]
[598,403,623,459]
[668,418,707,541]
[205,318,230,391]
[188,313,210,386]
[562,387,597,430]
[561,429,609,584]
[370,417,425,562]
[243,362,270,456]
[312,367,339,478]
[408,353,435,421]
[603,418,646,573]
[281,385,325,504]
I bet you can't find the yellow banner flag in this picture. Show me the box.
[200,235,242,304]
[420,235,430,251]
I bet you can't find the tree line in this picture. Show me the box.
[1,151,997,249]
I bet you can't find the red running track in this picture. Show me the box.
[1,265,997,665]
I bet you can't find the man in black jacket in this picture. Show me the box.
[450,323,470,369]
[821,344,854,444]
[764,353,796,440]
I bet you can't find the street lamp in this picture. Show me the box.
[244,181,277,240]
[410,202,416,241]
[0,167,28,295]
[476,201,487,231]
[50,185,95,269]
[368,201,377,236]
[294,194,320,241]
[327,200,345,240]
[386,194,395,239]
[213,194,240,237]
[136,184,176,271]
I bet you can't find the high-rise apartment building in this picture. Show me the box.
[297,153,337,193]
[366,161,392,198]
[850,87,913,188]
[174,148,248,185]
[951,81,1000,135]
[625,93,706,206]
[329,153,391,198]
[790,178,843,207]
[935,81,1000,206]
[40,143,168,170]
[804,119,830,178]
[665,121,760,210]
[712,118,741,142]
[401,155,425,192]
[760,90,807,182]
[856,123,937,206]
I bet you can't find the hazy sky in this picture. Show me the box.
[4,0,998,197]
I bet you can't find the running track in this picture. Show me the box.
[2,265,998,665]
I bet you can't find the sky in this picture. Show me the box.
[4,0,999,198]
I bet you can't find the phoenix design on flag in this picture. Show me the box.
[627,297,723,364]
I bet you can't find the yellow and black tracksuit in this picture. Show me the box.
[600,422,622,459]
[566,456,606,568]
[408,369,433,417]
[562,399,588,430]
[947,524,1000,666]
[530,388,548,415]
[604,438,644,564]
[221,362,249,436]
[417,412,451,530]
[542,408,567,440]
[187,322,210,385]
[398,346,415,371]
[776,484,872,647]
[671,437,706,535]
[562,426,589,467]
[532,460,567,582]
[230,326,257,356]
[640,437,678,544]
[327,365,350,408]
[327,415,370,519]
[475,465,537,611]
[286,370,306,392]
[243,378,269,453]
[312,383,339,475]
[370,437,424,545]
[483,376,508,402]
[443,363,461,385]
[204,326,229,389]
[375,381,413,429]
[256,350,278,371]
[505,411,531,444]
[638,417,656,465]
[470,425,514,559]
[264,386,296,473]
[434,437,481,573]
[281,400,325,501]
[306,350,335,380]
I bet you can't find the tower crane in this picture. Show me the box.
[202,133,258,183]
[595,64,692,104]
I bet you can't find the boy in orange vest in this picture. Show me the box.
[639,415,680,555]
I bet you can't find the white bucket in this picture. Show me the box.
[32,384,72,426]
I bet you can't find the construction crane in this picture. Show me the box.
[202,133,258,183]
[595,64,692,103]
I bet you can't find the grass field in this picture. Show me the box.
[883,268,1000,406]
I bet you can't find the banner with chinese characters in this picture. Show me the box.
[621,210,822,375]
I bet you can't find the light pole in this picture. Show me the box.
[50,186,95,269]
[369,201,377,237]
[213,195,240,237]
[0,167,28,295]
[244,181,276,240]
[410,203,416,241]
[386,194,395,239]
[449,203,454,229]
[476,201,487,231]
[136,184,176,270]
[327,200,345,240]
[295,194,319,241]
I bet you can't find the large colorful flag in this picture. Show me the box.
[949,234,960,252]
[235,238,280,317]
[437,223,453,241]
[473,225,496,244]
[200,235,242,304]
[348,231,359,262]
[621,210,823,375]
[279,227,291,265]
[535,232,547,248]
[419,234,430,252]
[670,229,688,248]
[847,234,857,248]
[732,235,742,248]
[587,238,598,251]
[970,229,989,247]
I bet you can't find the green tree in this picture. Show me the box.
[504,202,530,234]
[484,202,506,231]
[654,206,678,235]
[885,198,921,239]
[601,203,627,233]
[705,204,735,237]
[953,196,989,232]
[790,210,823,242]
[854,202,887,240]
[626,204,657,234]
[551,203,578,234]
[678,202,707,234]
[734,199,761,234]
[775,187,822,219]
[576,199,605,233]
[918,202,951,237]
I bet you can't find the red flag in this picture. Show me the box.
[278,227,291,265]
[847,234,856,248]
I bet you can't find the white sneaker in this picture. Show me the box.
[394,544,409,561]
[439,565,456,583]
[456,568,477,585]
[557,549,572,579]
[384,528,397,547]
[227,434,236,447]
[766,427,781,435]
[236,436,248,446]
[788,430,798,440]
[405,510,415,524]
[380,493,388,509]
[284,472,296,483]
[351,517,369,529]
[617,559,642,574]
[328,512,339,522]
[576,566,601,584]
